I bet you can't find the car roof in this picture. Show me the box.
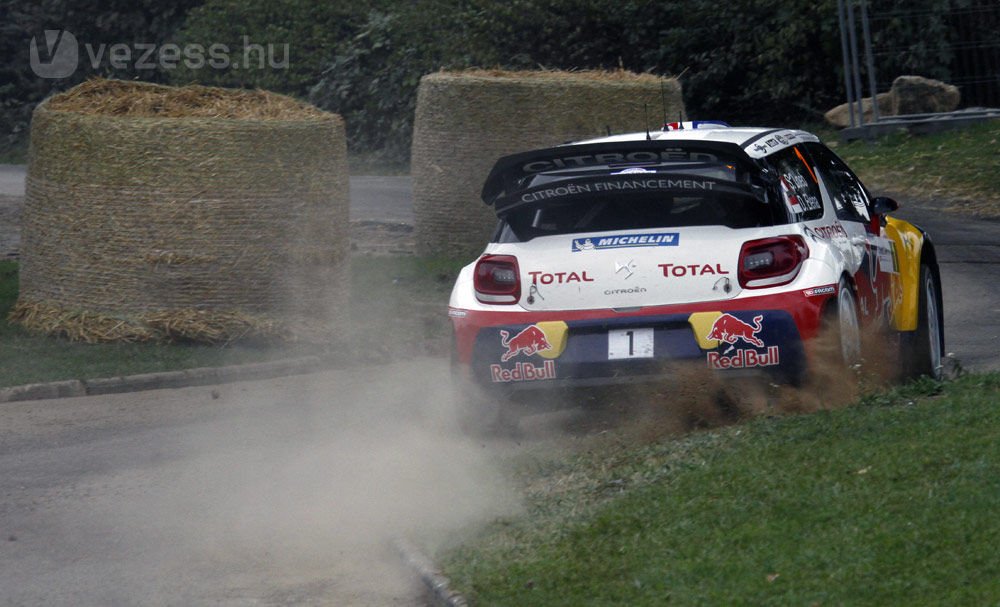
[574,125,821,159]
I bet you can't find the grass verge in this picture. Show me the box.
[823,119,1000,217]
[442,373,1000,605]
[0,142,27,165]
[0,256,464,388]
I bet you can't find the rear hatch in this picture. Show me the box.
[480,138,789,311]
[508,226,744,311]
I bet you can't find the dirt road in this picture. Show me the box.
[0,359,516,605]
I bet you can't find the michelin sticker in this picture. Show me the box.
[573,232,679,252]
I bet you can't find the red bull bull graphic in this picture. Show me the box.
[706,313,766,348]
[499,325,552,362]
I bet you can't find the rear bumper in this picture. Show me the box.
[450,288,834,389]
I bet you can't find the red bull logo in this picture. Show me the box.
[490,361,557,383]
[499,325,553,362]
[708,346,780,369]
[706,313,765,348]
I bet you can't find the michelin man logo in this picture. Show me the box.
[30,30,79,79]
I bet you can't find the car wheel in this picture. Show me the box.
[833,278,862,368]
[809,279,861,385]
[902,264,944,380]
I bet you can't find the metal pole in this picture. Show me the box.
[860,0,880,122]
[846,0,866,126]
[837,0,857,128]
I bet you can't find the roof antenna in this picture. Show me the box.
[644,103,651,140]
[678,111,684,129]
[606,125,611,137]
[660,80,668,128]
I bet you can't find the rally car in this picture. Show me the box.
[449,122,944,421]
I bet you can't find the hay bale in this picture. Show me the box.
[411,69,685,257]
[13,79,349,343]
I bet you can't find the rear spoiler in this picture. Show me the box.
[480,140,759,215]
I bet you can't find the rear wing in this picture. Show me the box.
[481,140,760,215]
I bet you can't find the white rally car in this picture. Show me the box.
[449,122,944,411]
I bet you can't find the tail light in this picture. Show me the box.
[738,236,809,288]
[474,255,521,304]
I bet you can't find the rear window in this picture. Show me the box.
[497,191,784,243]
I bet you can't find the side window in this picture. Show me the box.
[805,143,870,223]
[767,146,824,221]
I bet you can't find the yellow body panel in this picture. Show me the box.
[885,216,925,331]
[535,321,569,359]
[688,311,724,350]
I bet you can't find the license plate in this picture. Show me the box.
[608,328,654,359]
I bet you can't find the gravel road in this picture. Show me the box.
[0,359,514,606]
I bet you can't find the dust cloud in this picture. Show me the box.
[509,328,903,445]
[7,313,905,606]
[36,359,518,605]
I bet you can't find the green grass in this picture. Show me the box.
[442,374,1000,605]
[0,142,27,165]
[0,256,464,388]
[346,255,467,357]
[825,120,1000,216]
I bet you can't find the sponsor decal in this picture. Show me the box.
[659,263,730,277]
[490,360,557,383]
[706,313,765,348]
[604,287,647,295]
[521,150,719,173]
[447,308,468,318]
[804,223,849,241]
[528,270,594,284]
[520,178,717,205]
[573,232,679,252]
[499,325,551,362]
[499,322,568,362]
[804,285,836,297]
[876,239,898,273]
[708,346,780,369]
[704,313,779,369]
[744,130,810,158]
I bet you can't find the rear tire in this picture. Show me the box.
[901,264,944,380]
[832,277,862,368]
[811,278,861,381]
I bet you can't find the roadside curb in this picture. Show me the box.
[0,356,327,404]
[393,538,469,607]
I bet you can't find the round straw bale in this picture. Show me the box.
[411,69,685,257]
[12,79,349,343]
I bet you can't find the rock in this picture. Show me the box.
[824,92,894,127]
[890,75,960,115]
